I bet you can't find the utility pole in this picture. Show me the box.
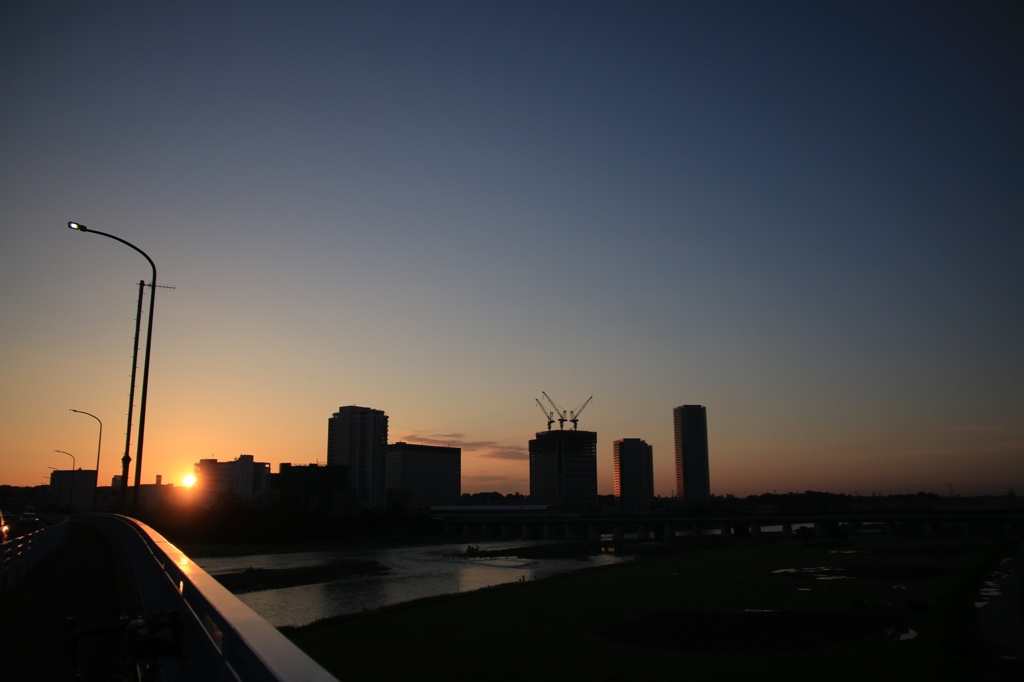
[121,279,174,514]
[120,279,144,514]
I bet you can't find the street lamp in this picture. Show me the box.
[68,221,157,515]
[70,408,102,510]
[55,449,76,470]
[55,449,76,509]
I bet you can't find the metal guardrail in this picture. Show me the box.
[1,516,69,593]
[79,514,339,682]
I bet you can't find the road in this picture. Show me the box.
[0,521,140,681]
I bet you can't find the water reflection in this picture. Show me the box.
[974,556,1012,609]
[196,541,627,628]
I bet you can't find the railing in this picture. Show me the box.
[78,514,339,682]
[1,516,69,593]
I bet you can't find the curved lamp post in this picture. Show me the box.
[55,449,76,508]
[68,221,156,515]
[70,408,102,510]
[54,449,76,470]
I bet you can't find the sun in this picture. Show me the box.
[182,473,197,488]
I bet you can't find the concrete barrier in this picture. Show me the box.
[79,514,338,682]
[0,516,69,593]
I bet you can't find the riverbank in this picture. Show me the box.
[208,539,625,596]
[285,533,1022,682]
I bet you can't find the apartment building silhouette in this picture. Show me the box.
[613,438,654,511]
[673,404,710,506]
[327,405,388,510]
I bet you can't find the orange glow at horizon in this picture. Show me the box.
[182,474,196,487]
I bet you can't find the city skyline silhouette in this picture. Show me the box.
[1,2,1022,498]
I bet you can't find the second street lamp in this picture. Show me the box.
[55,449,76,508]
[68,221,157,515]
[70,408,102,510]
[55,449,76,470]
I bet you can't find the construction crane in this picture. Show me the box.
[541,391,568,430]
[569,396,593,430]
[535,398,555,431]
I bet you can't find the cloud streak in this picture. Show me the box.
[396,432,529,460]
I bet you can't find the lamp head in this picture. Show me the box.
[67,221,89,232]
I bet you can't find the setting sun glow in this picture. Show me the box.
[182,474,196,488]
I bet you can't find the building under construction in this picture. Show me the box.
[529,393,597,511]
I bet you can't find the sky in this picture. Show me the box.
[2,1,1022,498]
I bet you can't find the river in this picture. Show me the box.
[194,540,630,628]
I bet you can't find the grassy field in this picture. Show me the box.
[284,533,1015,682]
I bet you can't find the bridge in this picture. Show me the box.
[431,505,1024,541]
[0,513,339,681]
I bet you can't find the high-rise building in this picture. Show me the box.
[327,405,388,510]
[674,405,710,506]
[529,429,597,511]
[613,438,654,512]
[386,442,461,509]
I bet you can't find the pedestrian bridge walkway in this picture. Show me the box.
[0,514,338,681]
